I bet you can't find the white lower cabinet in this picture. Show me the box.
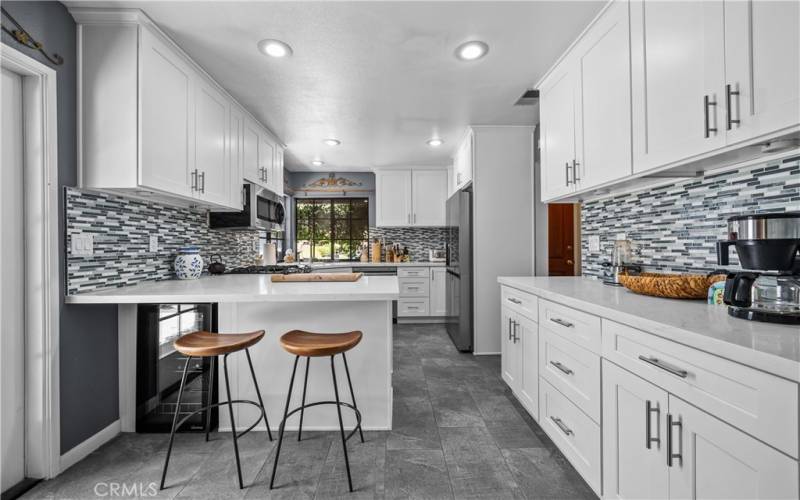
[397,267,446,319]
[604,360,799,500]
[429,267,446,316]
[500,284,800,500]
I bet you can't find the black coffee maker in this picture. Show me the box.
[716,212,800,324]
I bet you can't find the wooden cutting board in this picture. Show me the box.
[271,272,364,283]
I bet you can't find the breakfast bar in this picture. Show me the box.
[66,275,400,433]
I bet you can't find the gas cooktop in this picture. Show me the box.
[226,265,313,275]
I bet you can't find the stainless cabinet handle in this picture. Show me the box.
[241,186,247,206]
[413,214,417,224]
[512,321,519,343]
[666,413,682,467]
[704,94,718,138]
[638,355,688,378]
[565,161,572,186]
[726,83,740,130]
[507,317,513,341]
[507,297,522,305]
[191,169,198,191]
[572,159,580,182]
[550,416,574,436]
[549,360,573,375]
[549,317,574,328]
[645,400,660,449]
[199,171,206,193]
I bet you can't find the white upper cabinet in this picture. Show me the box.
[575,0,632,188]
[139,26,194,198]
[375,168,447,227]
[73,9,284,209]
[453,130,474,190]
[540,65,578,201]
[630,0,726,173]
[375,170,413,226]
[272,146,285,196]
[193,79,230,206]
[258,135,276,189]
[411,169,447,226]
[723,0,800,144]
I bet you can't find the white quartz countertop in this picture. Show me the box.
[278,261,446,268]
[65,275,399,304]
[498,276,800,382]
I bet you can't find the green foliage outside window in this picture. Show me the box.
[295,198,369,261]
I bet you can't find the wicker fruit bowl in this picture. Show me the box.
[618,273,727,300]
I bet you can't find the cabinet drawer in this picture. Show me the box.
[540,378,601,495]
[539,327,601,423]
[398,267,428,278]
[538,299,601,353]
[398,298,429,317]
[501,286,538,322]
[602,319,799,459]
[399,278,429,297]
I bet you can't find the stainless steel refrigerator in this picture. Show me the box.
[445,189,473,351]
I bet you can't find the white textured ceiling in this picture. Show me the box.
[67,1,604,171]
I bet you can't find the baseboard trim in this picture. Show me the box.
[473,351,500,356]
[59,420,121,473]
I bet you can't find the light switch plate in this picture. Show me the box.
[149,234,158,252]
[71,233,94,256]
[588,235,601,253]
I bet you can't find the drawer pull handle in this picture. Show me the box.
[508,318,513,341]
[550,360,573,375]
[550,416,574,436]
[645,400,660,449]
[549,317,574,328]
[667,413,682,467]
[507,297,522,305]
[638,355,688,378]
[512,321,519,344]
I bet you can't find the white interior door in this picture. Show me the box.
[1,66,26,492]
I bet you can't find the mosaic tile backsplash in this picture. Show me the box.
[368,226,448,261]
[66,188,261,293]
[581,155,800,277]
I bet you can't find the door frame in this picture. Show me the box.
[1,44,61,479]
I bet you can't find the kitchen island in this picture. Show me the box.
[66,275,399,432]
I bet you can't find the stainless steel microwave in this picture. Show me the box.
[208,183,285,231]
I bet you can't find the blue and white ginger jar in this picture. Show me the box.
[175,246,203,280]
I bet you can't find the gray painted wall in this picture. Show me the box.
[2,1,119,454]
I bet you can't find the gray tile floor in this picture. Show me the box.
[24,324,596,500]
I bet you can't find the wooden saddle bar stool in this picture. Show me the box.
[160,330,272,490]
[270,330,365,492]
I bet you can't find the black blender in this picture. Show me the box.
[717,212,800,324]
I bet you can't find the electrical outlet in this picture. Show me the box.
[71,233,94,256]
[588,235,601,253]
[149,234,158,252]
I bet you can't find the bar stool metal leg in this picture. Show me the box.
[245,348,272,441]
[297,357,310,441]
[331,355,354,492]
[270,355,300,489]
[341,352,365,443]
[223,353,244,489]
[204,356,215,442]
[160,356,191,490]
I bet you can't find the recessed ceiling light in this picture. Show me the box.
[455,40,489,61]
[311,159,325,167]
[426,138,444,147]
[257,39,293,58]
[323,138,341,146]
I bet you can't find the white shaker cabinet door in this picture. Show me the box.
[273,146,285,196]
[630,0,726,173]
[228,107,244,210]
[575,0,632,189]
[429,267,446,316]
[516,314,538,421]
[667,395,799,500]
[242,118,262,186]
[500,308,520,392]
[539,65,577,201]
[193,79,230,206]
[411,169,447,226]
[602,361,669,500]
[139,27,193,197]
[258,135,275,191]
[375,170,412,227]
[724,0,800,144]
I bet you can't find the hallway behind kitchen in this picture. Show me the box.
[23,324,595,499]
